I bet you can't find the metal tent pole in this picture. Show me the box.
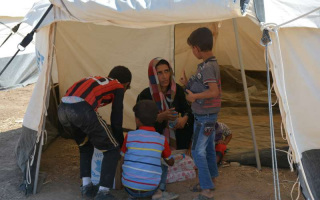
[33,129,44,194]
[33,22,57,194]
[232,18,261,170]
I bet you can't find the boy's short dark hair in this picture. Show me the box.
[133,100,158,126]
[108,65,132,83]
[187,27,213,51]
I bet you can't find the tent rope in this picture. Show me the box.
[274,7,320,29]
[291,177,301,200]
[270,83,278,106]
[260,6,320,31]
[26,160,32,185]
[272,98,278,107]
[26,144,37,185]
[280,122,287,141]
[287,147,294,172]
[260,6,320,200]
[0,22,21,48]
[0,4,53,77]
[276,148,294,172]
[261,29,282,200]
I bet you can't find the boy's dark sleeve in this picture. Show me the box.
[111,88,124,147]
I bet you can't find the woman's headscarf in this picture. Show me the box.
[148,57,176,112]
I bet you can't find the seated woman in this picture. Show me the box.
[137,57,193,150]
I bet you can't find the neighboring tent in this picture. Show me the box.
[0,0,39,90]
[15,0,320,199]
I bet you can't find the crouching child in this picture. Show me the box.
[120,100,179,200]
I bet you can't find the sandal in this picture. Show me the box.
[192,194,215,200]
[189,183,202,192]
[152,191,179,200]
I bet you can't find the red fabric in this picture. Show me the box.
[138,126,156,132]
[121,134,128,154]
[215,143,227,156]
[148,57,176,141]
[65,76,124,111]
[161,138,171,159]
[121,126,166,154]
[122,176,158,186]
[148,58,176,111]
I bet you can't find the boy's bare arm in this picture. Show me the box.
[179,69,188,86]
[224,134,232,145]
[186,82,219,102]
[119,155,124,165]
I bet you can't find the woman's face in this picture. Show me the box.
[156,64,171,88]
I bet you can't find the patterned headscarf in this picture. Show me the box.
[148,57,176,112]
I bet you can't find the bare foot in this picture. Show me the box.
[152,189,162,199]
[201,189,214,198]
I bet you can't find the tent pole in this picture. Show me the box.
[33,127,44,194]
[232,18,261,170]
[33,22,57,194]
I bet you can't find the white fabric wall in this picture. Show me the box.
[215,17,265,71]
[0,0,37,17]
[268,28,320,161]
[264,0,320,28]
[55,22,174,129]
[49,0,242,28]
[23,26,51,131]
[0,17,37,89]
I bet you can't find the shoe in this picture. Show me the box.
[94,190,117,200]
[192,194,214,200]
[81,183,94,199]
[189,183,201,192]
[127,195,137,200]
[152,191,179,200]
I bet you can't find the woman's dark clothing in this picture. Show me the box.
[137,84,194,149]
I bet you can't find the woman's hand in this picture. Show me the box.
[157,108,178,122]
[173,115,188,129]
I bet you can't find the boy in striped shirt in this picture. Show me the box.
[121,100,179,200]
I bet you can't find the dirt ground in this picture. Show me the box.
[0,84,303,200]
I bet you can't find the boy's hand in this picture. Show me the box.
[179,70,188,86]
[185,89,196,103]
[217,140,226,145]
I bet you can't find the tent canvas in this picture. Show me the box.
[0,0,39,90]
[15,0,320,199]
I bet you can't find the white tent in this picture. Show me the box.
[0,0,39,90]
[15,0,320,199]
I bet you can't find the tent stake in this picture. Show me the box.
[232,18,261,170]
